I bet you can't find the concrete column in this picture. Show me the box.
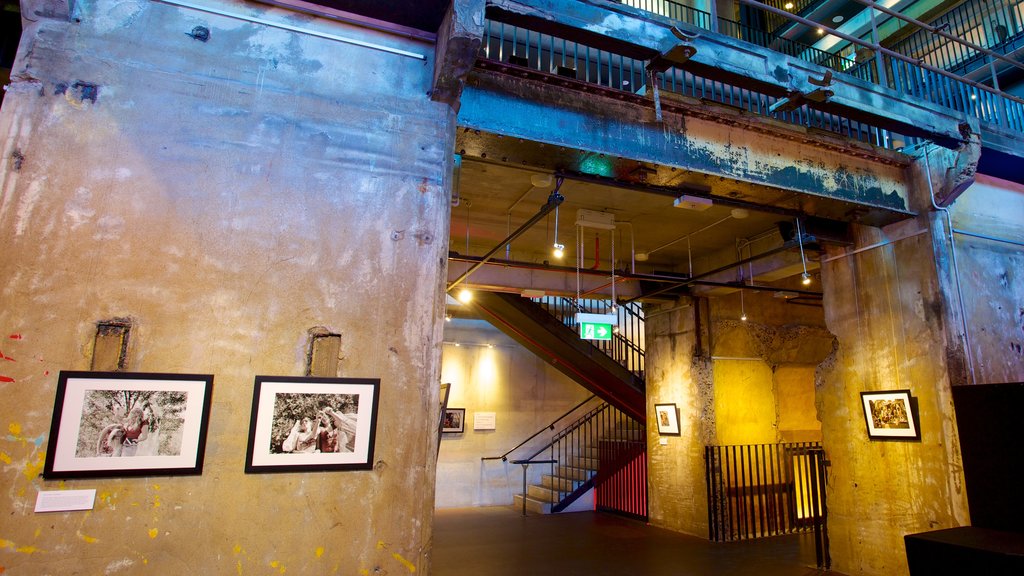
[0,0,452,572]
[818,157,972,574]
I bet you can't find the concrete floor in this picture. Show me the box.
[432,507,844,576]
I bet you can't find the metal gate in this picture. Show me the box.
[705,442,830,569]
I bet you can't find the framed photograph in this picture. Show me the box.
[43,371,214,479]
[245,376,380,473]
[861,389,920,440]
[442,408,465,434]
[654,403,680,436]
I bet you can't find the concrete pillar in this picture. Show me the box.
[818,156,973,574]
[0,0,452,572]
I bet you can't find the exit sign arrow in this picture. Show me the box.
[575,313,617,341]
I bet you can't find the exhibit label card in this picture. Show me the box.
[35,489,96,513]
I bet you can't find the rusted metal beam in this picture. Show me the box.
[486,0,972,148]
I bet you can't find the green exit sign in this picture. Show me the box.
[575,313,617,341]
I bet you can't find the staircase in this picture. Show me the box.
[473,290,649,516]
[469,291,646,423]
[508,402,645,515]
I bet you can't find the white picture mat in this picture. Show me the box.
[249,380,376,467]
[50,376,208,473]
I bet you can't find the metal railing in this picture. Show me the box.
[488,402,644,514]
[704,442,830,570]
[888,0,1024,77]
[482,394,600,462]
[534,296,646,379]
[482,19,901,146]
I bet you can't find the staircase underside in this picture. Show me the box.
[469,291,646,424]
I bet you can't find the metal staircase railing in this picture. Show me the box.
[534,296,645,380]
[486,401,645,515]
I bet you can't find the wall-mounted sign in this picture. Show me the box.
[474,411,496,430]
[576,313,617,341]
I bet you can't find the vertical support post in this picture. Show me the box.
[521,462,529,516]
[869,7,883,87]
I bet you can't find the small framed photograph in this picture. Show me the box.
[655,403,680,436]
[861,390,919,440]
[442,408,465,434]
[43,371,214,479]
[245,376,380,473]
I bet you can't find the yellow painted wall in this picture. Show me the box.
[775,365,822,443]
[712,359,776,446]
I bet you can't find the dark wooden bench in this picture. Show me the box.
[905,526,1024,575]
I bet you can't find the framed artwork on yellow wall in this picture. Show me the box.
[861,389,920,440]
[43,371,214,479]
[655,403,680,436]
[245,376,380,473]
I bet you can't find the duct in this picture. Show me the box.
[447,178,565,292]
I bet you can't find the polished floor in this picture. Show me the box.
[432,506,843,576]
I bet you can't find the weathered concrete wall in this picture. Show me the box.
[644,298,712,537]
[712,359,776,445]
[436,318,591,508]
[0,0,451,573]
[819,212,970,576]
[945,174,1024,384]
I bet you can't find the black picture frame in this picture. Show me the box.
[43,371,214,479]
[654,403,680,436]
[861,389,920,440]
[442,408,465,434]
[244,375,380,473]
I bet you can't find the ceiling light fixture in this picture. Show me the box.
[458,288,473,303]
[796,218,812,286]
[445,313,452,322]
[816,28,825,35]
[552,203,564,259]
[740,289,748,322]
[784,2,794,8]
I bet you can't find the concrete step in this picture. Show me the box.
[556,465,595,481]
[527,484,565,502]
[541,474,579,492]
[570,455,600,470]
[512,493,552,514]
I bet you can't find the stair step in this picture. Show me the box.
[527,484,565,501]
[570,456,600,470]
[541,475,579,492]
[512,493,552,514]
[556,465,596,481]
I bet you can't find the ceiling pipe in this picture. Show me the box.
[446,254,823,297]
[556,171,804,218]
[623,239,808,303]
[448,179,565,293]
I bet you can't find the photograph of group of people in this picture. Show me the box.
[270,393,359,454]
[78,389,187,458]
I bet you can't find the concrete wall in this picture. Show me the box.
[945,174,1024,385]
[644,299,712,537]
[436,318,592,508]
[0,0,452,573]
[645,289,831,537]
[819,210,971,576]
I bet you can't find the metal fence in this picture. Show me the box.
[704,442,829,564]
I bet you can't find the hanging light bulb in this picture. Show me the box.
[445,313,452,322]
[802,272,812,285]
[553,242,565,259]
[457,288,473,303]
[740,289,747,322]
